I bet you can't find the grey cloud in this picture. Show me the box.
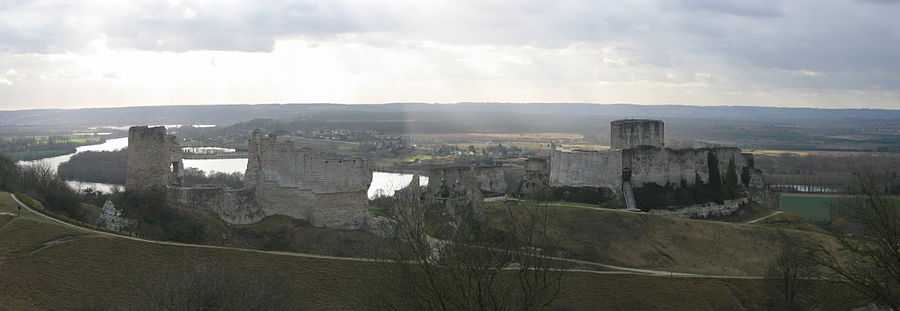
[670,0,784,18]
[0,0,368,53]
[632,0,900,91]
[109,1,365,52]
[0,0,899,95]
[858,0,900,4]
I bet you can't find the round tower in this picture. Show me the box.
[610,119,664,150]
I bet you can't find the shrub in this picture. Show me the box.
[551,186,614,204]
[0,154,19,192]
[115,188,208,243]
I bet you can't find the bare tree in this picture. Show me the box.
[767,231,819,311]
[815,173,900,309]
[367,185,567,311]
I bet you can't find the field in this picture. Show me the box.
[412,132,596,153]
[0,193,864,310]
[749,149,887,157]
[0,135,106,161]
[414,132,584,143]
[777,193,845,223]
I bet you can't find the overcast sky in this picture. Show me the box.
[0,0,899,110]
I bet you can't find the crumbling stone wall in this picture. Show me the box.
[549,149,622,190]
[550,119,756,196]
[549,147,753,192]
[245,131,372,228]
[425,165,509,195]
[167,185,265,224]
[649,197,749,218]
[623,146,750,187]
[127,126,372,229]
[518,158,550,197]
[246,132,371,192]
[126,126,183,191]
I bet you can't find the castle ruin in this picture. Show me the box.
[549,119,762,213]
[244,131,372,228]
[610,119,665,150]
[127,126,372,229]
[126,126,183,191]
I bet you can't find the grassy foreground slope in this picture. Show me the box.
[487,201,837,276]
[0,192,835,311]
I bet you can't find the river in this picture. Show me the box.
[19,138,427,198]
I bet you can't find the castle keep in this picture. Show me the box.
[610,119,665,150]
[549,119,759,211]
[127,126,372,229]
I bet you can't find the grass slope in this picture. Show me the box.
[0,193,851,311]
[487,200,837,276]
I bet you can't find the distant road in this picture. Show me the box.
[9,193,766,280]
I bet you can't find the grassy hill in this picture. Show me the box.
[485,201,839,276]
[0,193,860,310]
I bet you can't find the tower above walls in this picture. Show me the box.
[610,119,664,150]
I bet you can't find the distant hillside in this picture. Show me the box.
[0,104,331,127]
[3,102,899,127]
[4,103,899,151]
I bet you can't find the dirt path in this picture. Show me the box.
[747,211,784,224]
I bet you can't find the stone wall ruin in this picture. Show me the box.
[547,119,762,213]
[127,126,373,229]
[245,131,372,228]
[126,126,183,191]
[550,144,753,191]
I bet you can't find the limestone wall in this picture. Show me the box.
[549,149,622,190]
[610,119,664,150]
[167,186,264,224]
[245,131,372,228]
[312,191,369,228]
[246,133,371,192]
[249,183,368,228]
[426,165,510,195]
[253,183,316,222]
[525,158,549,173]
[127,128,372,229]
[127,126,183,191]
[649,197,748,218]
[624,147,750,187]
[549,147,753,192]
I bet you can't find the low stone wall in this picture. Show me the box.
[251,182,367,229]
[168,184,366,228]
[649,197,749,219]
[167,186,265,224]
[426,165,510,195]
[312,191,369,229]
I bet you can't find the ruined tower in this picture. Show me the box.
[126,126,183,191]
[610,119,665,150]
